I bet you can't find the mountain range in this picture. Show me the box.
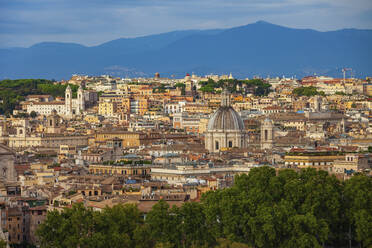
[1,21,371,80]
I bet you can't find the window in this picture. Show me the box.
[228,141,233,147]
[215,141,219,150]
[265,130,268,141]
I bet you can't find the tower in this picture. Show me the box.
[313,96,322,112]
[77,85,85,115]
[221,88,231,107]
[16,119,28,138]
[46,110,61,134]
[65,85,72,116]
[261,118,274,150]
[0,121,7,137]
[340,118,346,133]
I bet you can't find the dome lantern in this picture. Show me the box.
[221,88,231,107]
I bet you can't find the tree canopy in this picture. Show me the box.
[37,167,372,248]
[0,79,78,115]
[198,79,271,96]
[292,86,325,97]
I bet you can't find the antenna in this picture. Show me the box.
[342,68,352,83]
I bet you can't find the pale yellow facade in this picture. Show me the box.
[98,101,118,117]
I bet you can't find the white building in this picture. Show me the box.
[165,101,186,115]
[26,85,85,116]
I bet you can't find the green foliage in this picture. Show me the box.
[199,79,221,93]
[174,83,185,88]
[67,190,77,196]
[198,78,271,96]
[292,86,325,97]
[344,175,372,247]
[0,240,7,248]
[0,79,78,115]
[37,83,78,98]
[30,111,37,118]
[202,167,368,248]
[37,203,143,248]
[153,84,166,93]
[335,91,346,96]
[36,168,372,248]
[174,83,186,95]
[214,238,250,248]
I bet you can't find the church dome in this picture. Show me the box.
[207,106,245,131]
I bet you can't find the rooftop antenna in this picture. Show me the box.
[342,68,352,83]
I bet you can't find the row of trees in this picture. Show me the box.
[198,79,271,96]
[37,167,372,248]
[292,86,325,97]
[0,79,79,115]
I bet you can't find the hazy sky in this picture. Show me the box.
[1,0,372,48]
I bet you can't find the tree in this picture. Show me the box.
[344,174,372,248]
[94,204,143,248]
[37,203,97,248]
[292,86,324,97]
[368,146,372,153]
[145,200,181,246]
[30,111,37,118]
[35,168,372,248]
[177,202,215,247]
[175,83,186,95]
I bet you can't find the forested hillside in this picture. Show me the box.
[0,79,78,115]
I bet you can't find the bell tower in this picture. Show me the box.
[261,118,274,150]
[65,85,72,116]
[77,85,85,115]
[46,110,61,134]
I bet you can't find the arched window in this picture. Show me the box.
[49,119,53,126]
[215,141,219,150]
[66,94,70,99]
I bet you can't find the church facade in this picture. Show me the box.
[26,85,85,116]
[0,144,17,182]
[205,89,248,153]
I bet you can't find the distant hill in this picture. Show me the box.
[1,21,371,80]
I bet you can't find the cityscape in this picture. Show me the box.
[0,73,371,247]
[1,0,372,247]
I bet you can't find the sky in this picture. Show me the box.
[1,0,372,48]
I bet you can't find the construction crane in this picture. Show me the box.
[342,68,352,83]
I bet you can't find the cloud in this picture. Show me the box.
[0,0,371,47]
